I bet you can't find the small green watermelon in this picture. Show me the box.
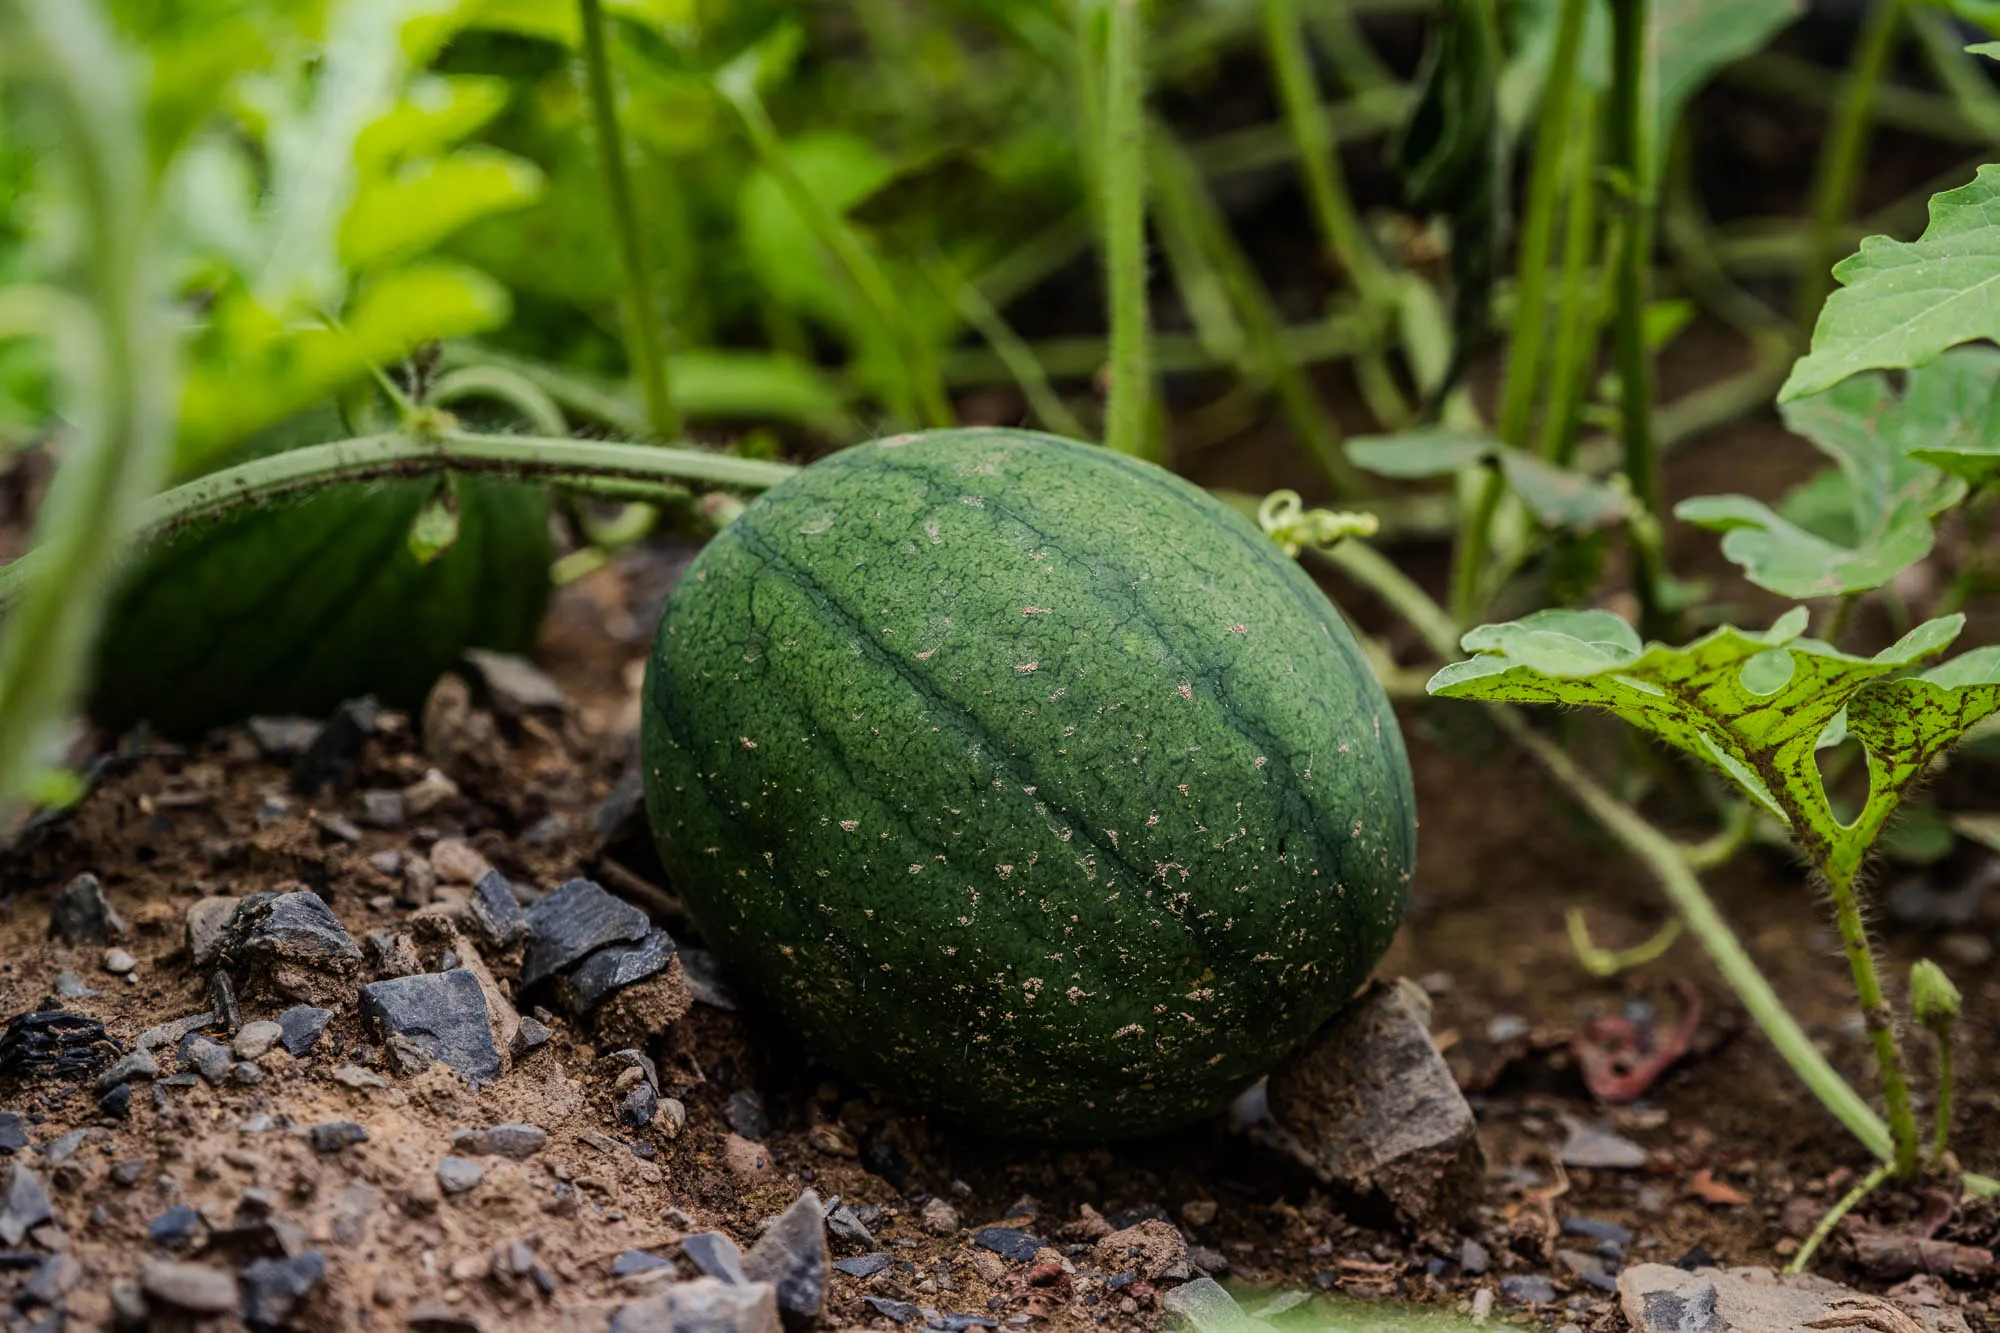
[91,412,551,737]
[642,428,1416,1139]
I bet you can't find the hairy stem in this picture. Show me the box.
[577,0,677,439]
[1447,468,1504,626]
[1797,0,1906,328]
[1316,540,1899,1165]
[1103,0,1155,459]
[1790,1161,1893,1273]
[1822,861,1921,1175]
[1540,93,1602,463]
[925,256,1089,441]
[1932,1032,1954,1166]
[1608,0,1666,635]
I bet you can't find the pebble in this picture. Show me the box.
[184,897,240,969]
[110,1159,145,1186]
[101,948,136,975]
[659,1098,688,1139]
[678,946,739,1010]
[241,1251,326,1326]
[147,1204,202,1249]
[357,969,501,1085]
[50,874,125,945]
[834,1253,892,1279]
[684,1232,749,1284]
[219,890,363,969]
[1501,1274,1558,1305]
[232,1020,284,1061]
[359,790,406,829]
[827,1205,876,1251]
[276,1005,333,1056]
[247,715,320,759]
[98,1082,132,1118]
[726,1089,771,1141]
[93,1046,157,1095]
[469,871,530,947]
[1562,1215,1635,1248]
[1459,1239,1490,1275]
[436,1156,485,1194]
[613,1250,672,1278]
[0,1010,109,1080]
[973,1227,1045,1263]
[866,1296,923,1324]
[0,1164,51,1245]
[565,929,676,1012]
[0,1115,23,1154]
[51,972,91,1001]
[1618,1262,1960,1333]
[1262,979,1483,1227]
[427,837,491,886]
[451,1124,548,1160]
[724,1133,773,1180]
[289,697,378,795]
[743,1189,829,1326]
[180,1036,232,1084]
[922,1198,961,1235]
[511,1015,552,1058]
[1093,1219,1192,1282]
[464,649,568,714]
[39,1129,85,1162]
[402,769,459,816]
[310,1122,369,1153]
[522,879,651,987]
[1560,1120,1649,1170]
[614,1277,779,1333]
[619,1083,659,1129]
[141,1258,239,1314]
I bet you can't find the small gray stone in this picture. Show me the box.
[619,1083,659,1129]
[50,873,125,945]
[437,1156,485,1194]
[185,897,240,969]
[220,890,362,970]
[521,878,650,987]
[233,1021,284,1061]
[744,1189,828,1328]
[614,1278,779,1333]
[511,1016,552,1058]
[1560,1119,1649,1170]
[613,1250,672,1278]
[0,1114,24,1153]
[93,1046,157,1094]
[241,1251,326,1327]
[147,1204,202,1249]
[1618,1263,1970,1333]
[684,1231,749,1283]
[1502,1274,1558,1305]
[310,1121,368,1153]
[102,947,136,975]
[141,1258,238,1315]
[357,969,500,1085]
[679,946,739,1010]
[0,1163,50,1245]
[99,1081,132,1117]
[464,649,568,715]
[289,697,378,795]
[276,1006,333,1056]
[865,1296,923,1325]
[972,1227,1044,1263]
[51,971,91,1001]
[451,1124,548,1159]
[230,1061,265,1085]
[180,1035,231,1084]
[248,716,320,759]
[564,929,676,1012]
[1459,1239,1490,1275]
[1262,977,1484,1226]
[468,871,529,947]
[833,1253,891,1278]
[826,1205,876,1251]
[358,790,406,829]
[38,1129,85,1162]
[726,1089,771,1141]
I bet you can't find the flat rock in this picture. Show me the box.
[614,1277,779,1333]
[179,1035,231,1084]
[743,1189,828,1328]
[276,1006,333,1056]
[241,1251,326,1326]
[357,970,500,1086]
[865,1297,923,1325]
[522,879,650,987]
[219,891,362,974]
[290,697,378,795]
[0,1011,111,1081]
[1561,1119,1649,1170]
[972,1227,1045,1263]
[93,1045,157,1094]
[50,873,125,944]
[1619,1263,1970,1333]
[1262,977,1483,1226]
[451,1124,547,1160]
[436,1156,484,1194]
[1092,1219,1192,1282]
[185,897,240,969]
[619,1083,659,1129]
[0,1115,24,1154]
[564,929,676,1013]
[233,1021,283,1061]
[147,1204,202,1249]
[613,1250,672,1278]
[834,1253,892,1279]
[141,1258,239,1315]
[309,1122,368,1153]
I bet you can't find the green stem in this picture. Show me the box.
[1797,0,1907,330]
[1608,0,1665,634]
[1539,93,1602,462]
[722,82,953,429]
[0,0,174,807]
[1498,0,1591,451]
[924,256,1090,441]
[428,365,569,436]
[1315,540,1899,1166]
[577,0,677,439]
[1568,908,1683,977]
[0,428,798,610]
[1447,468,1504,625]
[1931,1030,1954,1166]
[1822,861,1921,1175]
[1790,1161,1893,1273]
[1102,0,1155,459]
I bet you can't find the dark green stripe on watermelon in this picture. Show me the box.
[641,428,1416,1140]
[91,416,550,738]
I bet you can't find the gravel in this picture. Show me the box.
[357,969,501,1085]
[521,878,650,987]
[49,873,125,945]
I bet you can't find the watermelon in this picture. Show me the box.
[641,429,1416,1139]
[91,413,551,738]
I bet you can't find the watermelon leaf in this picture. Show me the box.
[1783,165,2000,402]
[1348,429,1632,530]
[1428,608,2000,876]
[1675,362,1969,596]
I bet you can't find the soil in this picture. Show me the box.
[2,408,1998,1333]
